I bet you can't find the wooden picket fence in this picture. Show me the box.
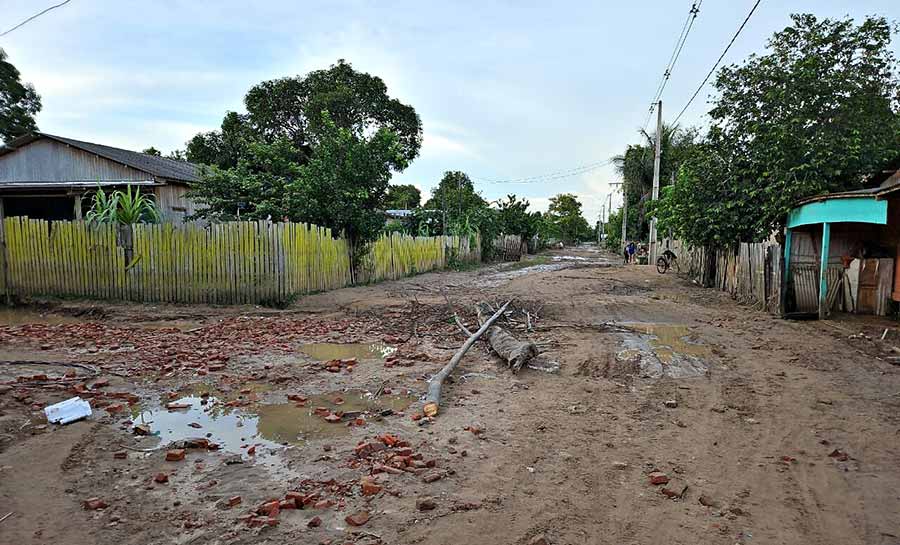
[493,234,527,261]
[668,238,782,313]
[0,218,480,304]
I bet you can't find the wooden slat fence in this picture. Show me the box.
[668,238,782,313]
[493,234,527,262]
[1,218,479,304]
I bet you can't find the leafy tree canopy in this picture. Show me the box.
[544,193,592,243]
[613,124,697,241]
[657,14,900,247]
[142,147,162,156]
[186,60,422,169]
[188,60,420,260]
[423,171,488,230]
[191,113,406,248]
[385,184,421,209]
[495,194,542,241]
[0,48,41,142]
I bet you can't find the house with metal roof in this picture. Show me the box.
[783,165,900,319]
[0,132,201,223]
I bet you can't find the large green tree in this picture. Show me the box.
[495,194,541,241]
[423,171,488,231]
[658,14,900,247]
[186,60,422,169]
[189,60,421,260]
[385,184,421,209]
[544,193,591,244]
[0,48,41,142]
[192,113,406,247]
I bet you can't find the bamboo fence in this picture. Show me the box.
[0,218,479,304]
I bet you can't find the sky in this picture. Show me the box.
[2,0,898,224]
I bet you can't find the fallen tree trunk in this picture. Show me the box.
[476,302,538,373]
[423,301,510,417]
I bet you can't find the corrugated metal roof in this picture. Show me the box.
[0,132,200,183]
[0,180,159,189]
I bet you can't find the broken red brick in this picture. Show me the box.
[378,434,399,447]
[360,477,382,496]
[166,401,191,410]
[648,472,669,485]
[82,497,107,510]
[313,499,335,509]
[227,496,242,507]
[154,473,169,484]
[132,424,152,436]
[113,451,127,459]
[307,515,322,528]
[105,403,125,414]
[354,441,385,457]
[247,445,256,456]
[422,470,445,483]
[344,511,370,527]
[660,480,687,499]
[279,499,297,510]
[258,500,280,517]
[323,414,341,423]
[165,449,186,462]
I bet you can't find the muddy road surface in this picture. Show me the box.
[1,246,898,545]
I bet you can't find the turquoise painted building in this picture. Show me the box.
[783,170,900,318]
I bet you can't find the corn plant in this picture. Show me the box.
[86,185,161,224]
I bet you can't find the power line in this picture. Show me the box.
[672,0,763,126]
[0,0,73,38]
[641,1,703,132]
[474,159,613,185]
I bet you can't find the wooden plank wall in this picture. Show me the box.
[667,238,783,313]
[2,218,480,304]
[493,235,526,262]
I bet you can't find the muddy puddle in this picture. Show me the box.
[617,323,711,378]
[475,256,611,288]
[131,389,415,454]
[300,342,396,361]
[0,308,85,326]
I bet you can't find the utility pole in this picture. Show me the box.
[599,202,606,245]
[649,100,663,264]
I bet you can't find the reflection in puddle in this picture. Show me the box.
[133,389,415,453]
[617,323,710,378]
[300,343,396,361]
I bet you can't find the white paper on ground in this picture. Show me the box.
[44,396,92,424]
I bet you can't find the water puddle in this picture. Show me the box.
[131,389,415,453]
[617,323,710,379]
[0,308,84,326]
[300,343,396,361]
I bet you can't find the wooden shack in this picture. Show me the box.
[0,132,200,223]
[783,167,900,318]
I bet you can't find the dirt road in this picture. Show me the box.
[1,246,898,545]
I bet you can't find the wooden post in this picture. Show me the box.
[649,100,662,265]
[781,228,793,315]
[74,194,83,220]
[0,198,8,304]
[818,222,831,319]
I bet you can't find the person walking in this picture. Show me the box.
[626,240,636,264]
